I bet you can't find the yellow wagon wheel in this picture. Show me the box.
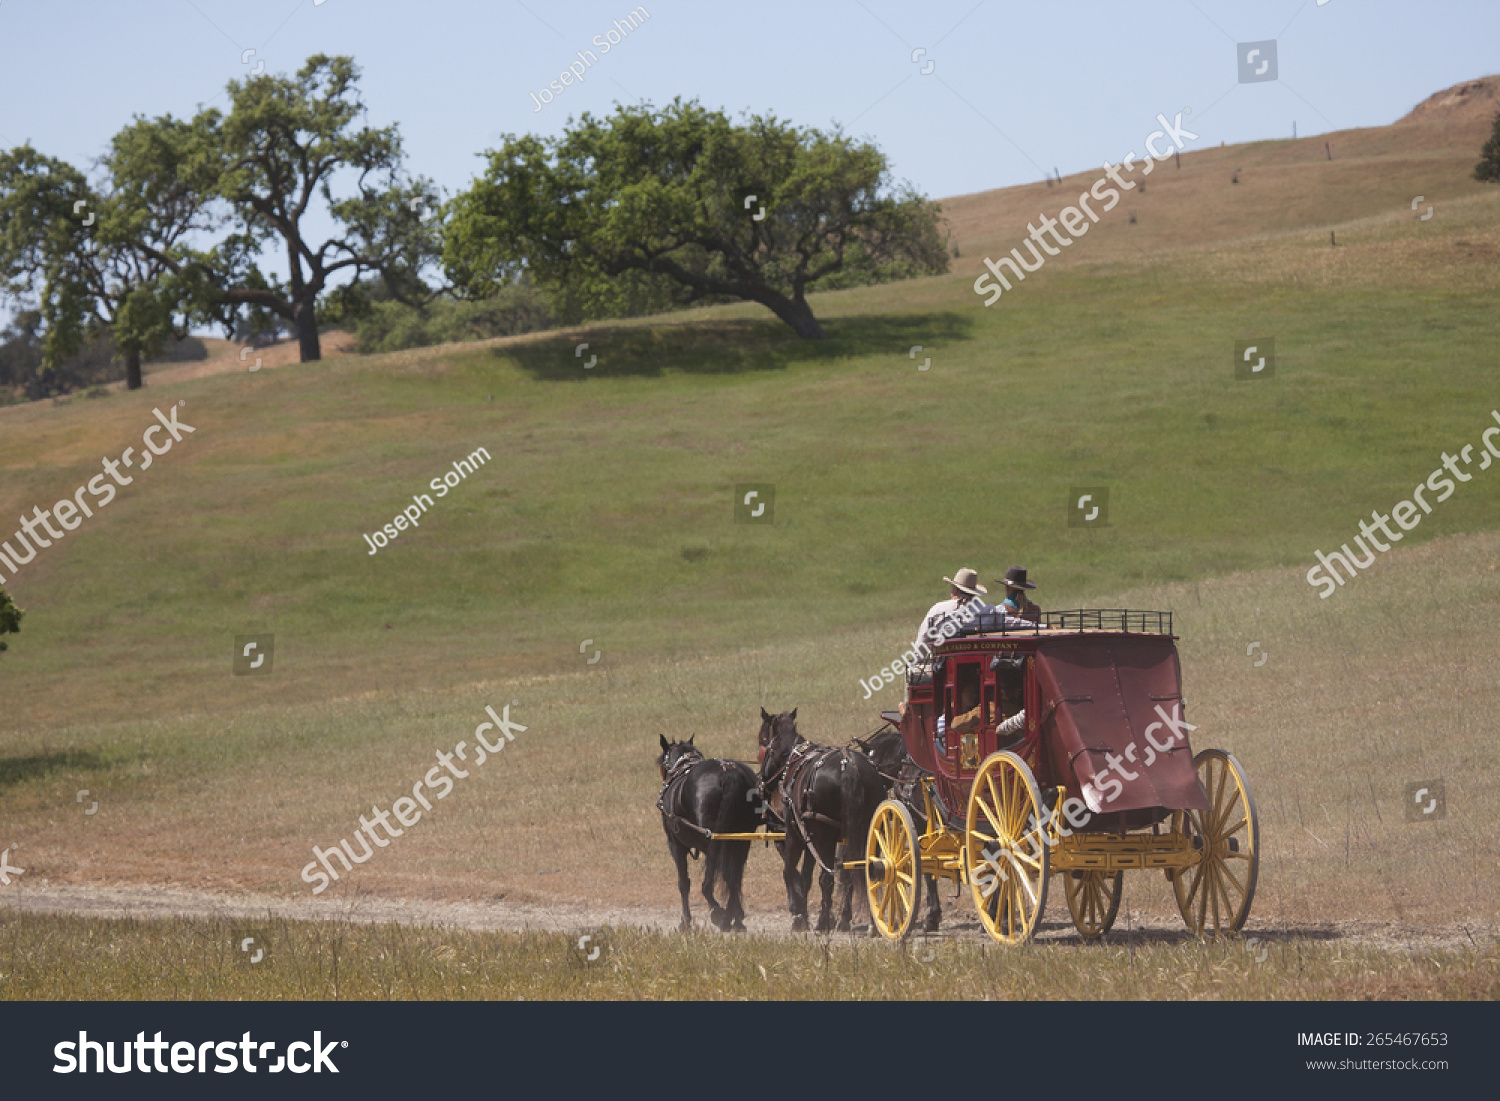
[1063,870,1123,939]
[866,800,922,941]
[1170,749,1260,938]
[965,751,1050,945]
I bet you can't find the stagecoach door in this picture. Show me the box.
[945,659,985,773]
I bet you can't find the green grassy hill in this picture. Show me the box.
[0,78,1498,925]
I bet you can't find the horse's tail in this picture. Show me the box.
[841,750,884,867]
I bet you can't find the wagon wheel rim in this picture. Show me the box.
[1170,749,1260,939]
[965,751,1049,945]
[1064,870,1123,939]
[866,800,922,941]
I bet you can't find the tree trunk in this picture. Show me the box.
[125,352,143,391]
[757,289,826,339]
[295,301,322,362]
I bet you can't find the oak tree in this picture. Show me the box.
[445,99,948,338]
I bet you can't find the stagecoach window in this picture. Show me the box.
[996,657,1024,723]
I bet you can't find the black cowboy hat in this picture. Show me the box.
[996,566,1037,590]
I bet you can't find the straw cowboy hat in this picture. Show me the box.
[996,566,1037,591]
[943,567,988,597]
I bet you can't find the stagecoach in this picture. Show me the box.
[861,610,1260,944]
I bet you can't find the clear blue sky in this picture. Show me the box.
[1,1,1496,287]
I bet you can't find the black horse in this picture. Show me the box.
[656,735,762,932]
[850,723,944,933]
[757,708,885,934]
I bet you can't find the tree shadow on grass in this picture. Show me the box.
[0,749,105,793]
[496,311,977,381]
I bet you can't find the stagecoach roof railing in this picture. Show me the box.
[956,608,1174,638]
[1042,609,1173,635]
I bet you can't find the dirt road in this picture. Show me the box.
[4,882,1489,954]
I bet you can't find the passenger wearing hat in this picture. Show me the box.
[996,566,1041,623]
[913,567,995,653]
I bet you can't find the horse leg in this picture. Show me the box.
[702,843,727,930]
[924,874,943,932]
[813,834,837,934]
[784,833,810,933]
[669,838,693,932]
[832,840,856,933]
[723,841,750,932]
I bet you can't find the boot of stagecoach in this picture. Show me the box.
[863,607,1260,946]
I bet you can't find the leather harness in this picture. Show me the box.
[767,740,854,876]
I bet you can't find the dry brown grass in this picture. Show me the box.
[941,75,1500,282]
[3,911,1495,1001]
[5,531,1497,945]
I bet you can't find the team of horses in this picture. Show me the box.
[655,708,943,934]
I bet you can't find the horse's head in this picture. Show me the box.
[757,707,800,780]
[657,733,702,780]
[854,724,909,776]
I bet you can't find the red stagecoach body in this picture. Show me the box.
[897,613,1211,830]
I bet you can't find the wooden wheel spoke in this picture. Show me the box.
[1011,848,1043,871]
[980,794,1004,838]
[1183,866,1204,910]
[1215,858,1245,903]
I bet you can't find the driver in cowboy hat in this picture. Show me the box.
[913,567,994,653]
[995,566,1041,623]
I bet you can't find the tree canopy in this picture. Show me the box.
[0,585,22,652]
[445,99,948,338]
[1476,110,1500,184]
[198,55,444,362]
[0,113,220,389]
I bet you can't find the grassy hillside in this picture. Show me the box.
[0,79,1498,934]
